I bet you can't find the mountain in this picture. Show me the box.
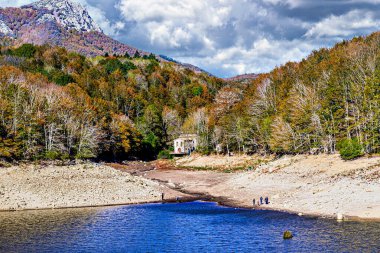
[0,0,218,75]
[0,0,143,57]
[26,0,102,33]
[223,73,259,83]
[0,19,13,36]
[159,55,214,76]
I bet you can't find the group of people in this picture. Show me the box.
[253,196,269,206]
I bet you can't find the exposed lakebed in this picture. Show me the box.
[0,202,379,252]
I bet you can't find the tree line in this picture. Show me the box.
[1,32,380,161]
[205,32,380,160]
[0,43,225,161]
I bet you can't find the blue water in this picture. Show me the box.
[0,201,379,253]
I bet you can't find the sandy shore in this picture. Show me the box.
[0,163,167,211]
[1,155,380,220]
[145,154,380,220]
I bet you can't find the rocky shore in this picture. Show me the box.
[145,154,380,220]
[1,154,380,221]
[0,163,163,211]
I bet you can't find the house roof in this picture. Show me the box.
[174,134,198,141]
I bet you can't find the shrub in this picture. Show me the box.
[123,61,137,71]
[52,71,74,86]
[13,44,36,58]
[157,150,173,159]
[45,151,61,160]
[337,138,364,160]
[146,60,159,74]
[192,86,203,96]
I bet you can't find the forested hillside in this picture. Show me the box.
[0,44,227,161]
[216,32,380,159]
[0,31,380,162]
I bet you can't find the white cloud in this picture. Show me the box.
[84,3,124,36]
[305,10,380,38]
[175,38,317,76]
[2,0,380,77]
[117,0,232,48]
[0,0,34,7]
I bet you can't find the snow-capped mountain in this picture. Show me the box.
[0,19,13,36]
[0,0,142,56]
[26,0,102,33]
[0,0,204,73]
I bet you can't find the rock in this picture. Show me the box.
[167,182,176,188]
[283,231,293,239]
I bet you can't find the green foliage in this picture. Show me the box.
[75,150,96,160]
[192,86,203,96]
[146,60,159,74]
[124,51,131,58]
[133,51,141,58]
[124,61,137,71]
[143,53,157,61]
[99,58,136,75]
[3,33,380,163]
[13,44,36,58]
[143,132,160,150]
[157,150,173,159]
[337,138,364,160]
[51,71,74,86]
[100,58,124,74]
[45,151,61,160]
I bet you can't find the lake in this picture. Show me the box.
[0,201,379,252]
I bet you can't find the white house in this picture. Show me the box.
[173,134,198,155]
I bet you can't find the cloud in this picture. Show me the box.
[0,0,34,7]
[116,0,232,50]
[305,10,380,38]
[2,0,380,77]
[175,37,317,77]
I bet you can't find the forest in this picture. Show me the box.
[0,31,380,161]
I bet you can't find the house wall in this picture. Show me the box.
[173,136,198,154]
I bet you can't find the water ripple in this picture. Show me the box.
[0,202,379,253]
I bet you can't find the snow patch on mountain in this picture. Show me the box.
[27,0,102,33]
[0,19,13,36]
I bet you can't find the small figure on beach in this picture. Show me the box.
[253,198,256,206]
[265,197,269,205]
[260,196,263,205]
[161,192,165,201]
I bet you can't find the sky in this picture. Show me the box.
[1,0,380,77]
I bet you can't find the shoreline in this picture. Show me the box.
[1,155,380,222]
[0,163,164,212]
[0,182,379,222]
[150,179,380,222]
[143,154,380,221]
[3,192,376,222]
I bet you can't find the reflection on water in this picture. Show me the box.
[0,208,101,252]
[0,202,379,253]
